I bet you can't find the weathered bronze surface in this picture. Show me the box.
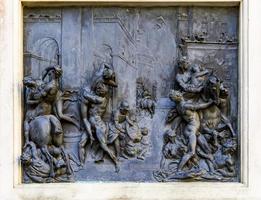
[22,6,239,182]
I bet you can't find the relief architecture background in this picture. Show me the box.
[21,6,239,183]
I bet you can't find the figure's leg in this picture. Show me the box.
[60,146,72,175]
[221,114,236,137]
[197,134,218,172]
[114,137,120,159]
[178,127,197,171]
[92,141,104,162]
[81,103,94,141]
[78,132,88,166]
[94,148,104,163]
[206,159,215,173]
[98,139,117,162]
[49,115,63,135]
[99,141,119,172]
[159,155,166,169]
[96,127,119,172]
[213,131,218,147]
[41,146,55,178]
[197,135,212,154]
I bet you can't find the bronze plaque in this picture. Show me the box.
[22,6,239,182]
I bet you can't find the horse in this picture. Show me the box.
[29,114,72,178]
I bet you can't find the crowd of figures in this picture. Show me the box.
[21,56,238,183]
[21,64,151,183]
[153,57,237,181]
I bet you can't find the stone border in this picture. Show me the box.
[0,0,258,199]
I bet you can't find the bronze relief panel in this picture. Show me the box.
[22,6,239,182]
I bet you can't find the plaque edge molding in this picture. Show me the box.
[9,0,250,199]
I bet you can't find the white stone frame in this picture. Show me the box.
[1,0,260,199]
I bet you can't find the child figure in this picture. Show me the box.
[189,64,209,88]
[137,127,151,160]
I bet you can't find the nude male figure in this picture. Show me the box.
[79,64,117,166]
[82,82,119,172]
[169,90,213,171]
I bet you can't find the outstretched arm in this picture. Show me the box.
[25,89,41,105]
[83,91,104,104]
[194,69,209,78]
[26,96,41,105]
[185,100,213,111]
[56,98,79,128]
[186,85,204,93]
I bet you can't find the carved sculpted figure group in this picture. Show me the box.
[154,57,237,181]
[21,54,237,183]
[21,63,153,183]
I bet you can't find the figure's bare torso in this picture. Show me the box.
[43,80,59,103]
[89,97,108,117]
[200,105,222,130]
[177,101,200,124]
